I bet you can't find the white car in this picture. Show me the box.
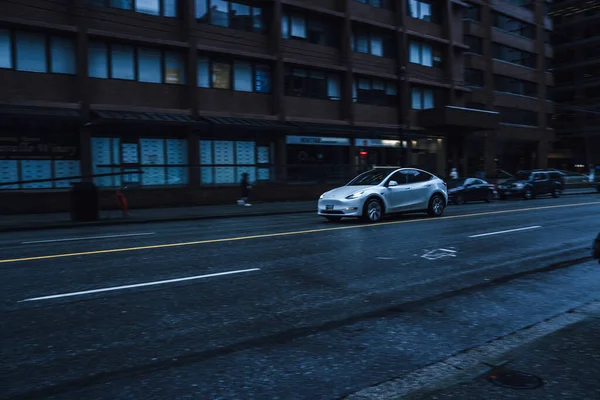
[318,167,448,223]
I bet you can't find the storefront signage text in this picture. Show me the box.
[286,136,350,146]
[355,138,407,148]
[0,136,78,159]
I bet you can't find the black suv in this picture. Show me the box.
[497,170,563,200]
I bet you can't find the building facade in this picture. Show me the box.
[0,0,551,213]
[549,0,600,170]
[461,0,554,174]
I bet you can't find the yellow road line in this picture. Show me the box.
[2,200,599,264]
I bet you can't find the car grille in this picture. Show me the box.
[321,210,344,215]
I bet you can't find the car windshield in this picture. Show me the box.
[513,172,532,181]
[347,169,395,186]
[447,178,467,189]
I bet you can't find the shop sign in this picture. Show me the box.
[286,136,350,146]
[355,138,406,148]
[0,135,79,160]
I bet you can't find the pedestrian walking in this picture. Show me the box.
[450,168,459,179]
[237,172,252,207]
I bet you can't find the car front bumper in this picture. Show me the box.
[498,188,526,197]
[317,197,364,217]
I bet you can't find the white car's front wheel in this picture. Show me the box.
[361,198,383,223]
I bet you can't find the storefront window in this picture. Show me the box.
[199,140,271,185]
[91,137,188,187]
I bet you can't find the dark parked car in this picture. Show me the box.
[447,178,496,204]
[497,170,562,200]
[594,165,600,192]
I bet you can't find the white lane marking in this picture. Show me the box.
[439,248,457,253]
[421,249,458,260]
[21,232,156,245]
[18,268,261,302]
[468,225,542,238]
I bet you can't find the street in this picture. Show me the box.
[2,194,600,400]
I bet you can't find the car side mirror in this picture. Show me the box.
[388,180,399,187]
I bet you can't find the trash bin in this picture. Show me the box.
[70,181,99,222]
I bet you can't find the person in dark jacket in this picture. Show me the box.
[594,233,600,263]
[237,172,252,207]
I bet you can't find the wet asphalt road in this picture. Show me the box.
[2,194,600,400]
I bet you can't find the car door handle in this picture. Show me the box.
[425,184,432,187]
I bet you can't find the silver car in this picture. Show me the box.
[318,167,448,223]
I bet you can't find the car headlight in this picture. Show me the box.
[514,183,524,189]
[319,194,325,199]
[346,190,366,199]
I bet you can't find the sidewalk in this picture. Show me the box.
[406,316,600,400]
[0,200,316,233]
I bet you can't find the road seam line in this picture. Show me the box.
[2,200,599,264]
[21,232,156,244]
[468,225,542,238]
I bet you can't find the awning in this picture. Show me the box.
[201,116,293,129]
[0,105,81,119]
[418,106,500,131]
[91,110,198,125]
[291,121,403,138]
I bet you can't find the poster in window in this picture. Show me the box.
[235,141,255,165]
[91,137,113,187]
[257,146,270,164]
[21,160,52,189]
[258,167,270,181]
[0,160,18,189]
[54,160,81,188]
[165,68,181,84]
[140,138,165,186]
[212,62,231,89]
[121,143,139,164]
[166,139,188,185]
[199,140,213,184]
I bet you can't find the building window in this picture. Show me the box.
[354,0,392,9]
[494,75,537,97]
[111,44,135,80]
[90,0,177,17]
[196,0,263,33]
[409,41,433,67]
[353,77,397,106]
[284,67,341,100]
[464,35,482,54]
[408,0,433,22]
[411,86,434,109]
[463,3,480,21]
[0,29,11,69]
[89,41,186,84]
[493,43,536,68]
[91,137,188,187]
[197,56,272,93]
[351,27,394,57]
[15,32,47,73]
[2,31,76,74]
[493,13,535,39]
[465,69,484,87]
[137,47,162,83]
[282,13,338,46]
[496,106,538,126]
[199,140,271,185]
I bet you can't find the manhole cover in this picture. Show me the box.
[488,370,544,390]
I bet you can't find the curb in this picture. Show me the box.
[0,208,315,233]
[344,299,600,400]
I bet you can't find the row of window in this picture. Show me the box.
[464,70,538,97]
[497,106,538,126]
[197,57,271,93]
[89,41,186,83]
[354,78,398,106]
[493,13,535,39]
[493,43,536,68]
[0,30,76,74]
[284,67,341,101]
[351,29,394,58]
[196,0,263,33]
[282,12,338,47]
[89,0,177,18]
[409,41,442,68]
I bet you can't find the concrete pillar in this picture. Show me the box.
[348,143,357,177]
[187,131,200,188]
[484,131,497,180]
[461,137,469,178]
[272,0,284,118]
[407,139,417,167]
[537,139,549,169]
[276,137,287,182]
[436,138,446,178]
